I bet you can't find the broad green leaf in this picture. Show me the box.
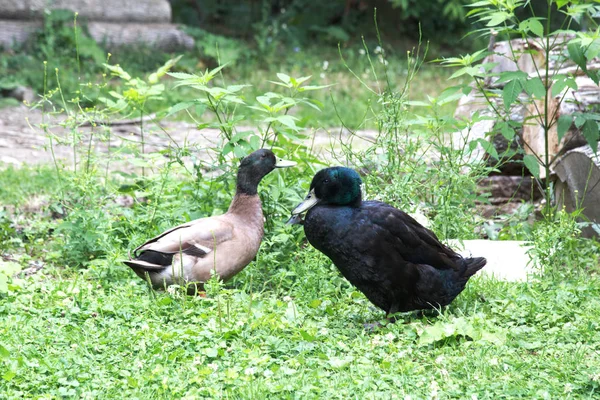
[582,119,599,153]
[276,73,291,84]
[300,330,317,342]
[524,77,546,98]
[449,66,482,80]
[148,55,181,84]
[231,130,253,143]
[292,75,311,86]
[478,138,499,160]
[298,84,332,92]
[487,11,510,27]
[222,142,234,156]
[523,154,540,179]
[256,95,273,107]
[167,72,199,80]
[557,115,572,143]
[103,64,131,81]
[165,101,196,117]
[233,145,247,158]
[498,121,515,140]
[2,370,16,382]
[496,71,528,83]
[0,344,9,359]
[567,42,588,73]
[551,75,569,97]
[275,115,299,131]
[227,84,252,93]
[503,79,522,110]
[529,19,544,37]
[249,135,261,150]
[574,114,586,128]
[588,70,600,86]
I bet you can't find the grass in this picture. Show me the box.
[1,162,600,398]
[1,248,600,398]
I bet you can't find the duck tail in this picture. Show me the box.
[462,257,486,278]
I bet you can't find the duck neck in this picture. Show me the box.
[236,168,262,196]
[227,193,264,226]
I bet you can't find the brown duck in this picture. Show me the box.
[124,149,295,293]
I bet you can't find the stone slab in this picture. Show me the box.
[0,20,194,50]
[0,0,171,23]
[448,239,533,282]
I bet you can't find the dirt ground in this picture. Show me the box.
[0,105,376,169]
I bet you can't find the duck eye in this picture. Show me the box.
[323,179,329,184]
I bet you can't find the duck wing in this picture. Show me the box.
[126,216,234,269]
[361,201,461,270]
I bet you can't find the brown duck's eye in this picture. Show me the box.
[261,153,267,159]
[323,179,329,184]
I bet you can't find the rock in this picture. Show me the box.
[487,132,525,176]
[478,175,543,204]
[0,19,194,51]
[553,143,600,238]
[0,0,172,23]
[88,22,194,51]
[448,239,533,282]
[6,86,36,103]
[0,20,37,49]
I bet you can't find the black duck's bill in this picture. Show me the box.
[291,189,320,214]
[275,158,297,168]
[286,214,304,225]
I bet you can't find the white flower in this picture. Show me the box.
[319,327,329,336]
[359,49,366,55]
[207,363,218,371]
[435,356,444,364]
[370,335,383,346]
[263,369,274,378]
[322,61,329,70]
[283,295,292,302]
[564,383,573,393]
[245,367,257,376]
[440,369,449,379]
[488,358,498,366]
[385,332,395,341]
[471,395,478,400]
[430,380,439,399]
[320,73,326,79]
[374,46,382,54]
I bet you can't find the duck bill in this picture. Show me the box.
[291,189,320,214]
[285,214,304,225]
[274,158,296,168]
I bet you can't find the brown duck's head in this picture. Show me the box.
[236,149,296,195]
